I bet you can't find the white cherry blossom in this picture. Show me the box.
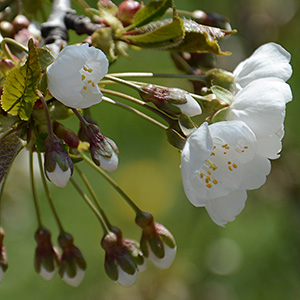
[181,121,271,226]
[47,43,109,109]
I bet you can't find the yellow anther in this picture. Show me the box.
[200,173,204,178]
[224,152,227,154]
[205,176,211,183]
[232,163,237,169]
[83,86,87,90]
[207,170,212,175]
[244,146,248,149]
[92,82,95,87]
[212,179,218,185]
[228,166,233,171]
[206,183,212,189]
[207,160,218,171]
[81,74,86,80]
[211,152,215,156]
[88,80,92,84]
[228,161,231,164]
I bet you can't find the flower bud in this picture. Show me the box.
[116,0,141,26]
[0,228,8,283]
[79,124,119,172]
[192,10,232,31]
[34,227,59,281]
[135,212,176,269]
[58,232,86,287]
[140,84,202,117]
[53,122,80,149]
[12,14,30,33]
[44,135,73,187]
[101,228,143,287]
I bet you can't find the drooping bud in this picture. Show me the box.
[0,228,8,283]
[44,135,73,188]
[34,227,59,281]
[192,10,232,31]
[53,122,80,149]
[101,227,143,287]
[116,0,141,26]
[79,123,119,172]
[135,211,176,269]
[140,84,202,118]
[58,232,86,287]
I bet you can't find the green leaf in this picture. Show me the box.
[170,20,234,55]
[119,13,184,50]
[131,0,174,28]
[36,47,55,71]
[1,39,41,121]
[0,128,26,186]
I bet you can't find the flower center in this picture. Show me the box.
[80,65,97,91]
[199,142,250,190]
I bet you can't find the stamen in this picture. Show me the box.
[212,179,218,185]
[228,166,233,171]
[207,160,218,171]
[232,163,237,169]
[81,74,86,80]
[83,86,87,90]
[206,183,212,189]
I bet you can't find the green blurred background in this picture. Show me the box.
[1,0,300,299]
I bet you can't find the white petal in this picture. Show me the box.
[230,78,292,138]
[240,155,271,190]
[46,163,71,188]
[39,265,56,281]
[176,94,202,117]
[256,127,284,159]
[234,43,292,88]
[205,190,247,227]
[99,151,119,172]
[116,266,137,287]
[181,122,213,206]
[62,268,85,287]
[148,244,177,269]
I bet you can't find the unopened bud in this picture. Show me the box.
[136,213,176,269]
[34,227,59,281]
[12,14,30,33]
[79,124,119,172]
[116,0,141,26]
[192,10,232,31]
[101,228,142,287]
[140,84,202,117]
[44,135,73,187]
[58,232,86,287]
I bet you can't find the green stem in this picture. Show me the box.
[72,108,90,127]
[107,72,209,83]
[37,151,64,232]
[104,74,141,91]
[29,150,43,227]
[102,96,168,130]
[101,89,173,125]
[74,165,112,228]
[70,177,110,234]
[39,92,54,136]
[81,153,142,215]
[1,37,29,60]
